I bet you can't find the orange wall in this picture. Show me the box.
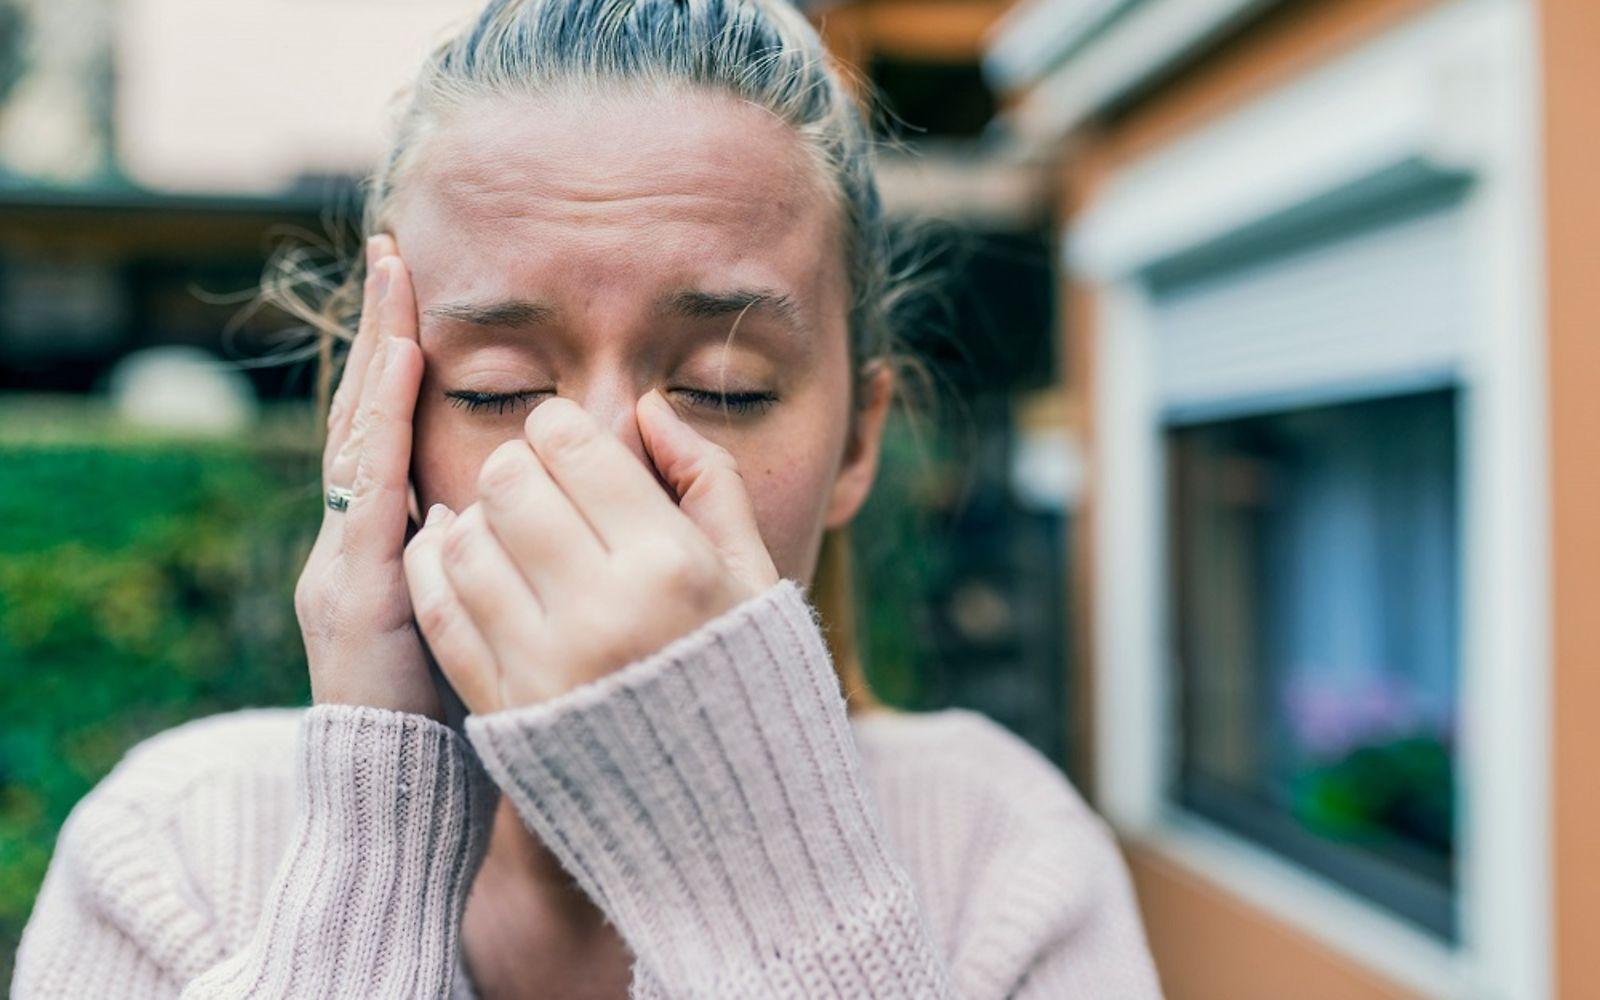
[1126,848,1424,1000]
[1541,0,1600,994]
[814,0,1014,90]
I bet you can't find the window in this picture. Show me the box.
[1139,192,1471,940]
[1167,390,1459,937]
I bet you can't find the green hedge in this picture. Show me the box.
[0,396,323,981]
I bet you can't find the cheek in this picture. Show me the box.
[725,416,842,582]
[412,405,501,512]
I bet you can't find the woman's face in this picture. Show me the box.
[389,87,893,587]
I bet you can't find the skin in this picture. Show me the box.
[294,86,896,997]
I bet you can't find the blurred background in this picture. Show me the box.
[0,0,1594,997]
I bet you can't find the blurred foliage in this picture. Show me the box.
[1292,734,1455,857]
[850,412,960,709]
[0,394,322,981]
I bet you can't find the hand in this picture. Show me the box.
[294,236,442,720]
[401,391,782,713]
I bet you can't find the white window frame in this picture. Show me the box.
[1067,1,1549,997]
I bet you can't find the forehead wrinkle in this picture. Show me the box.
[410,91,828,225]
[394,89,848,352]
[430,155,809,240]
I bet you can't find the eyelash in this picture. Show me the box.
[443,388,778,416]
[444,390,544,415]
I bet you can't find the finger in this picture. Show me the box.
[476,439,607,595]
[373,247,419,348]
[326,256,400,493]
[438,504,548,673]
[313,330,392,555]
[343,331,424,559]
[636,388,777,588]
[324,235,397,479]
[521,396,685,550]
[367,246,423,530]
[404,504,501,712]
[329,252,418,494]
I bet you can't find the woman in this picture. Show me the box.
[12,0,1162,996]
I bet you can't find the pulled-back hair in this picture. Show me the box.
[262,0,945,710]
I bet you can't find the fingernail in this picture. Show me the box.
[365,235,384,271]
[425,503,448,527]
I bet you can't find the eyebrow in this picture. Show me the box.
[423,286,805,336]
[658,287,804,332]
[424,299,557,327]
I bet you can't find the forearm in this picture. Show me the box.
[466,579,955,998]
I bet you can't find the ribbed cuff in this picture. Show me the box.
[465,579,952,996]
[186,705,496,997]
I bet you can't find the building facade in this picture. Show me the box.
[984,0,1592,996]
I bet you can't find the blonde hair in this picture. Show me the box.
[263,0,942,712]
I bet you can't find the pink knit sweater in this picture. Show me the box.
[12,578,1163,998]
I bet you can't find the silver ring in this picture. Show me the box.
[326,485,355,512]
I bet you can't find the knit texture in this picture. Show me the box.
[12,579,1163,998]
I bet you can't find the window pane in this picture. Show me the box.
[1168,389,1459,938]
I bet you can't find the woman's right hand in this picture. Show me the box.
[293,235,442,721]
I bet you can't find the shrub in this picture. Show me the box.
[0,396,321,980]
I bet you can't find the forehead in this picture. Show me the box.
[388,86,845,323]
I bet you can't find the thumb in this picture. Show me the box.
[636,388,779,590]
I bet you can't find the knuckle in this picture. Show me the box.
[401,531,430,570]
[326,394,350,432]
[708,460,745,494]
[294,571,351,642]
[412,591,457,642]
[440,518,476,567]
[702,444,745,485]
[359,394,386,429]
[335,412,364,452]
[292,575,321,622]
[526,398,596,461]
[342,413,373,460]
[706,441,739,470]
[349,454,382,500]
[349,456,404,506]
[645,538,715,593]
[477,441,530,498]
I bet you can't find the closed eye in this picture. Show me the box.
[443,389,552,415]
[441,388,778,416]
[672,388,778,416]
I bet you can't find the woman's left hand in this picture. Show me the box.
[402,388,781,714]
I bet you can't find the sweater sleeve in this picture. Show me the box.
[463,578,958,999]
[11,704,496,999]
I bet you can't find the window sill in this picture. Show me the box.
[1123,810,1467,999]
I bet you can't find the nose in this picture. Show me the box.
[567,382,662,486]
